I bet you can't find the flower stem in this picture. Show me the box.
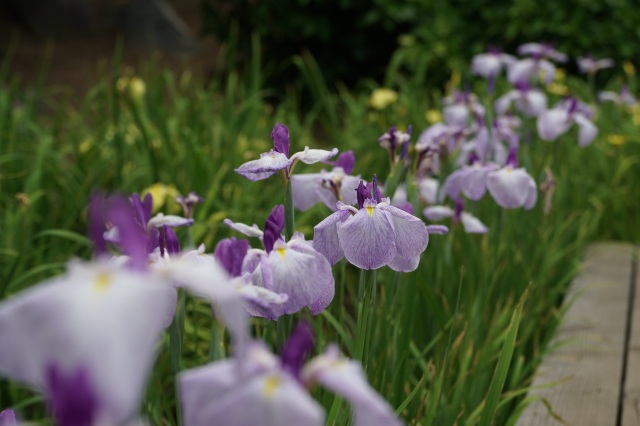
[169,289,186,373]
[354,268,376,367]
[284,179,295,241]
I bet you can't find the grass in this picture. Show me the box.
[1,42,639,425]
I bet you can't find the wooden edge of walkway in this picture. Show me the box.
[517,242,639,426]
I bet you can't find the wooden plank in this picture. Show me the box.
[623,245,640,426]
[518,242,634,426]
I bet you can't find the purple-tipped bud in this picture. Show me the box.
[506,146,519,168]
[159,225,180,257]
[280,321,315,380]
[176,192,204,219]
[46,365,99,426]
[335,150,356,175]
[356,180,368,209]
[214,238,250,277]
[88,193,107,256]
[263,205,285,253]
[271,123,290,158]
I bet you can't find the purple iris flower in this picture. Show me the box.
[441,160,499,202]
[224,206,335,319]
[176,191,204,219]
[290,151,362,211]
[0,410,16,426]
[537,97,598,147]
[179,324,402,426]
[486,147,537,209]
[471,46,516,92]
[495,82,547,117]
[517,42,568,63]
[424,198,488,234]
[508,43,566,85]
[577,55,614,74]
[378,127,412,164]
[598,86,637,106]
[443,90,485,128]
[313,176,429,272]
[235,123,338,181]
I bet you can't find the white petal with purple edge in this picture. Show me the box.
[336,203,396,270]
[290,147,339,164]
[223,219,264,238]
[147,213,193,228]
[235,151,292,181]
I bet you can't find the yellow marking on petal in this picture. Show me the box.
[94,272,111,293]
[506,167,512,174]
[366,206,374,217]
[263,376,280,398]
[276,248,286,259]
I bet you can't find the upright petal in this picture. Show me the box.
[214,238,250,277]
[271,123,290,157]
[336,203,396,270]
[223,219,264,238]
[313,210,352,265]
[290,147,339,165]
[423,205,454,221]
[574,114,598,147]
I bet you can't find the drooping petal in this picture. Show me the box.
[523,90,548,117]
[443,104,469,127]
[460,165,492,200]
[507,59,536,84]
[574,113,598,147]
[179,360,324,426]
[235,151,293,181]
[494,91,518,115]
[336,202,396,270]
[426,225,449,234]
[523,175,538,210]
[223,219,264,238]
[379,204,429,261]
[460,212,489,233]
[486,167,534,208]
[538,59,556,84]
[147,213,194,228]
[302,346,402,426]
[537,109,571,141]
[423,205,454,221]
[0,261,177,423]
[418,177,439,204]
[291,173,324,211]
[313,210,352,265]
[290,147,339,165]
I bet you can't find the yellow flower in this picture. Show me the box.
[623,61,636,77]
[554,68,566,82]
[425,109,443,124]
[369,88,398,110]
[608,134,627,146]
[142,183,180,212]
[128,77,146,101]
[547,83,570,96]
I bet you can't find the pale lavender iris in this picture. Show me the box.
[179,323,402,426]
[537,97,598,146]
[235,123,338,181]
[443,90,485,127]
[313,178,429,272]
[424,198,488,234]
[508,43,566,86]
[225,206,335,319]
[378,127,412,164]
[471,47,516,92]
[176,191,204,219]
[494,82,547,117]
[486,148,537,209]
[577,55,614,74]
[441,160,499,202]
[517,42,568,63]
[290,151,362,211]
[598,86,637,106]
[0,410,16,426]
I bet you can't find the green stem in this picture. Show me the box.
[284,178,295,241]
[169,289,186,373]
[354,268,376,367]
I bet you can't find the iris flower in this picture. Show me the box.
[235,123,338,181]
[179,323,402,426]
[290,151,362,211]
[313,177,429,272]
[443,90,485,128]
[224,206,335,319]
[495,82,547,117]
[471,47,516,91]
[577,55,614,74]
[0,410,16,426]
[537,97,598,146]
[424,198,488,233]
[598,86,637,106]
[508,43,567,85]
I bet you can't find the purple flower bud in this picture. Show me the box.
[214,238,250,277]
[159,225,180,257]
[129,193,153,229]
[506,146,519,168]
[263,205,285,253]
[372,174,380,203]
[335,150,355,175]
[271,123,290,158]
[281,322,315,380]
[176,192,204,219]
[356,180,368,209]
[46,365,99,426]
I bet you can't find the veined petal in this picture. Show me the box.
[487,167,534,208]
[235,151,292,181]
[336,202,396,270]
[262,240,335,316]
[313,210,352,265]
[423,205,454,221]
[574,113,598,147]
[460,212,489,233]
[0,261,177,423]
[291,173,324,211]
[379,204,429,260]
[387,253,420,272]
[537,109,571,141]
[147,213,194,228]
[180,362,324,426]
[460,165,492,200]
[290,147,338,165]
[302,346,402,426]
[223,219,264,238]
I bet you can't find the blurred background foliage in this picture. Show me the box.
[202,0,640,94]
